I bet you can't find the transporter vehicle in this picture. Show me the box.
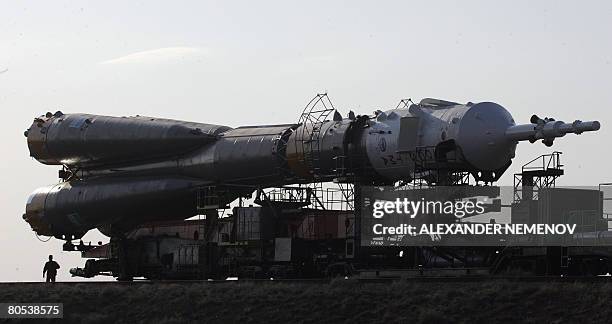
[23,94,609,280]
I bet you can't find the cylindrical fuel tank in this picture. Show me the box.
[286,119,354,179]
[75,124,299,185]
[26,112,231,166]
[179,124,297,185]
[23,177,203,237]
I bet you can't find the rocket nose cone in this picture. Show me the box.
[24,187,54,236]
[23,211,54,237]
[26,115,58,164]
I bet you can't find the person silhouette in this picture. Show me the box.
[43,255,60,283]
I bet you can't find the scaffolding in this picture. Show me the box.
[407,145,472,186]
[293,93,355,217]
[296,93,336,180]
[258,184,354,212]
[513,152,564,202]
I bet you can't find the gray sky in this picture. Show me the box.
[1,1,611,281]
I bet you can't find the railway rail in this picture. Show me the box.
[2,275,612,285]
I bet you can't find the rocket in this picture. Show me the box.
[22,97,600,240]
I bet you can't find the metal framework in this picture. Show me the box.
[513,152,564,202]
[297,93,336,179]
[258,184,354,212]
[294,94,355,213]
[407,146,472,186]
[395,98,414,109]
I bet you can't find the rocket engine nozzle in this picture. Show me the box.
[505,115,600,146]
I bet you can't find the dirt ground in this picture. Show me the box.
[0,280,611,323]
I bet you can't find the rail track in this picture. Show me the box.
[2,275,612,285]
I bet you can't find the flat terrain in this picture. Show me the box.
[1,279,611,323]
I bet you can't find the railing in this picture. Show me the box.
[521,151,563,173]
[258,184,354,211]
[513,152,564,202]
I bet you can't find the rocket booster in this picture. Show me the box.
[23,98,600,238]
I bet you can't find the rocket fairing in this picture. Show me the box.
[23,98,600,239]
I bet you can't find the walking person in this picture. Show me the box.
[43,255,60,283]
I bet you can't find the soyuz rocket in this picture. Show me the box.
[22,97,600,240]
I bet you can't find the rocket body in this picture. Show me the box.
[23,99,600,238]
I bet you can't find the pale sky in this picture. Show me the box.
[1,1,611,281]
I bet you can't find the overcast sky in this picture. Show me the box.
[1,1,611,282]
